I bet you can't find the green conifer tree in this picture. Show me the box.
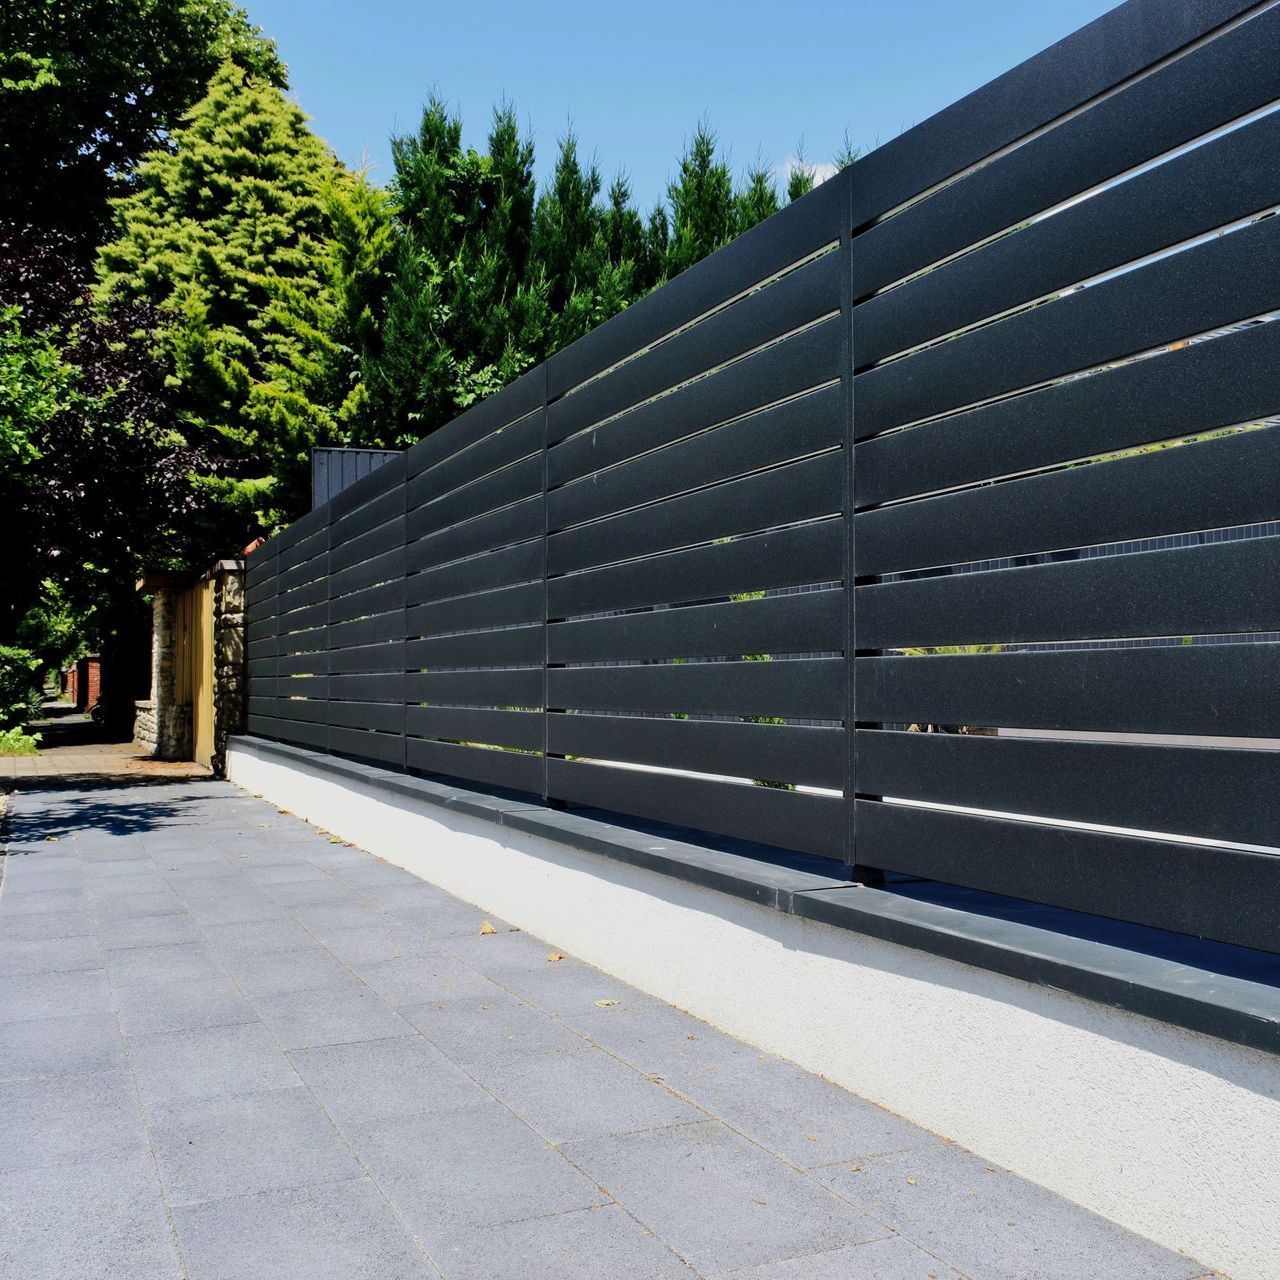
[734,163,781,234]
[96,61,377,529]
[666,123,735,277]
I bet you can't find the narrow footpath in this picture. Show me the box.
[0,735,1219,1279]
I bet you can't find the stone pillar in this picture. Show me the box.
[210,561,245,776]
[133,584,191,760]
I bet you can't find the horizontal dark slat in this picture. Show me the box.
[549,519,843,618]
[846,0,1258,230]
[856,213,1280,434]
[258,696,329,725]
[549,251,841,440]
[247,615,278,642]
[549,657,843,720]
[406,582,542,637]
[245,576,278,608]
[328,725,406,767]
[857,426,1280,575]
[408,409,541,499]
[407,626,542,671]
[276,650,328,676]
[407,496,540,570]
[247,715,329,752]
[273,625,326,655]
[549,590,843,664]
[854,730,1280,849]
[851,2,1280,295]
[405,540,543,607]
[406,455,541,528]
[549,713,844,789]
[548,319,841,488]
[407,738,543,794]
[328,546,405,601]
[325,700,405,733]
[549,384,842,532]
[278,528,327,573]
[406,706,543,751]
[547,759,844,859]
[276,606,327,638]
[405,366,544,476]
[328,613,404,650]
[278,559,326,597]
[274,504,327,553]
[246,635,278,661]
[328,451,406,523]
[856,800,1280,954]
[406,668,542,708]
[328,641,405,675]
[857,643,1280,736]
[278,577,326,613]
[547,174,848,398]
[328,580,405,625]
[245,550,277,587]
[328,672,405,702]
[858,536,1280,649]
[327,483,404,545]
[549,451,842,576]
[857,106,1280,367]
[328,513,403,575]
[855,315,1280,504]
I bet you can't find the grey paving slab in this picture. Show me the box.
[287,899,395,935]
[563,1119,887,1275]
[0,1153,183,1280]
[199,916,316,958]
[0,885,87,914]
[2,1067,149,1172]
[471,1044,700,1144]
[352,952,501,1006]
[0,905,95,939]
[0,1010,126,1082]
[402,991,586,1065]
[220,942,354,999]
[128,1020,301,1107]
[113,972,258,1037]
[711,1235,966,1279]
[171,1176,437,1280]
[252,977,413,1050]
[659,1045,929,1169]
[0,966,112,1022]
[97,909,203,950]
[92,887,187,920]
[289,1033,487,1128]
[814,1143,1206,1280]
[0,933,100,976]
[429,1202,691,1280]
[263,875,355,907]
[346,1097,606,1243]
[318,919,441,966]
[148,1085,361,1206]
[105,940,226,990]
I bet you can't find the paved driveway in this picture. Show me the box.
[0,772,1217,1279]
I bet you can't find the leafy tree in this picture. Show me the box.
[734,164,781,234]
[96,61,377,528]
[0,0,284,246]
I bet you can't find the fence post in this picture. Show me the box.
[840,168,879,886]
[540,361,558,808]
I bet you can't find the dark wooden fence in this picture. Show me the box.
[246,0,1280,955]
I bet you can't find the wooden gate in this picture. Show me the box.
[174,578,216,769]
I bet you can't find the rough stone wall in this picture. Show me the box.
[211,563,245,776]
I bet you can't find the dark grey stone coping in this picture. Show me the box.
[229,735,1280,1057]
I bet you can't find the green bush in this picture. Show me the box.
[0,726,40,755]
[0,645,42,731]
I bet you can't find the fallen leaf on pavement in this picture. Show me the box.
[546,952,565,962]
[594,998,619,1007]
[478,921,497,935]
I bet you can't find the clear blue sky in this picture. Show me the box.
[245,0,1119,207]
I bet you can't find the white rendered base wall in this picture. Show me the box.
[228,740,1280,1280]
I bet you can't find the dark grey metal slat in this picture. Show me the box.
[856,425,1279,575]
[857,643,1280,736]
[855,315,1280,504]
[856,800,1279,954]
[858,536,1280,649]
[854,730,1280,849]
[548,714,844,790]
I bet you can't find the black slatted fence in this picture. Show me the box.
[246,0,1280,955]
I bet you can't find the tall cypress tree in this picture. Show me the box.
[666,123,735,277]
[734,163,781,234]
[96,61,377,529]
